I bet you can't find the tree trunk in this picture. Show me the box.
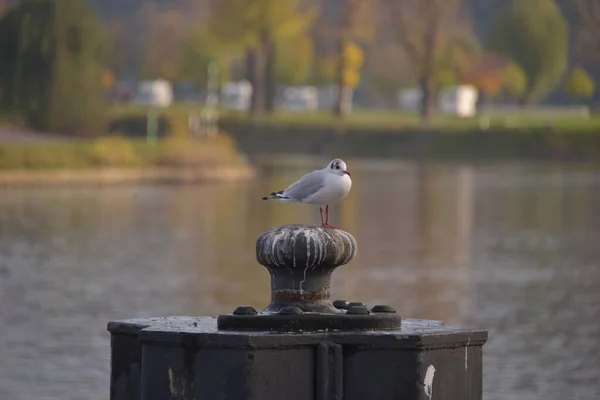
[263,30,276,114]
[333,38,347,118]
[419,77,435,123]
[246,46,264,115]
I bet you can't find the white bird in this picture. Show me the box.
[262,158,352,229]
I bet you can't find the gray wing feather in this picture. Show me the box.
[282,170,325,201]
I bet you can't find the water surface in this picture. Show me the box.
[1,158,599,399]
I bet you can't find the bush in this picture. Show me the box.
[91,136,143,167]
[564,66,595,99]
[0,133,246,170]
[159,134,245,168]
[487,0,568,102]
[0,142,91,169]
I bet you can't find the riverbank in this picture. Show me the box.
[219,120,600,161]
[105,105,600,161]
[109,104,600,132]
[0,134,256,187]
[0,166,255,187]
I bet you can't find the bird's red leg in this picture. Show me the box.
[319,207,324,226]
[322,204,337,229]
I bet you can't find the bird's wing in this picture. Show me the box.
[282,169,325,201]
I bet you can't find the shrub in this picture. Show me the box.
[91,136,143,167]
[158,134,245,168]
[564,66,595,100]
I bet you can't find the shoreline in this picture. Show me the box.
[221,121,600,161]
[0,165,256,188]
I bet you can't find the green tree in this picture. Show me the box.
[0,0,108,135]
[387,0,479,122]
[275,34,314,85]
[179,26,234,86]
[564,66,596,99]
[328,0,377,117]
[502,61,528,98]
[211,0,317,114]
[487,0,568,103]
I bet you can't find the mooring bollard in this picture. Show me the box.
[108,224,488,400]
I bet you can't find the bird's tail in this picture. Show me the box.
[262,190,289,200]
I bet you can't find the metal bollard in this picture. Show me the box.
[108,224,487,400]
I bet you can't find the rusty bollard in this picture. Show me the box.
[217,224,401,331]
[108,225,487,400]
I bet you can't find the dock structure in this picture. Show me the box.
[108,224,487,400]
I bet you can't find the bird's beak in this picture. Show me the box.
[343,170,351,176]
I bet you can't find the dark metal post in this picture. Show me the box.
[108,225,488,400]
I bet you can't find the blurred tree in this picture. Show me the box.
[310,53,338,85]
[211,0,318,115]
[138,4,190,81]
[179,26,235,86]
[564,66,596,100]
[501,61,528,99]
[573,0,600,73]
[329,0,376,117]
[460,54,508,98]
[105,18,128,76]
[460,55,528,102]
[0,0,109,135]
[275,34,314,85]
[487,0,568,103]
[387,0,478,122]
[340,40,364,89]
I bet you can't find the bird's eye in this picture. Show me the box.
[335,165,340,169]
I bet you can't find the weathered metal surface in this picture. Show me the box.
[255,224,357,313]
[219,225,403,331]
[107,317,199,400]
[107,316,487,400]
[108,224,488,399]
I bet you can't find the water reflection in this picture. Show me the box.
[0,158,599,399]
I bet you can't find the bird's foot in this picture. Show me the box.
[321,223,337,229]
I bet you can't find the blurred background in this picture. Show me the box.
[0,0,600,399]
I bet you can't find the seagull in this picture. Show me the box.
[262,159,352,229]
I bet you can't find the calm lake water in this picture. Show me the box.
[1,157,600,400]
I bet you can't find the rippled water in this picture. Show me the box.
[1,158,599,399]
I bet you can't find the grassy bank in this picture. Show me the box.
[219,122,600,161]
[109,103,600,134]
[104,104,600,161]
[0,134,249,170]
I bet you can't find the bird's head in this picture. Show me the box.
[328,158,351,176]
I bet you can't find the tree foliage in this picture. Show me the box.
[275,34,314,85]
[211,0,317,114]
[502,61,528,98]
[459,53,508,96]
[310,54,338,85]
[179,26,234,85]
[340,40,364,89]
[329,0,377,116]
[564,66,596,99]
[211,0,316,48]
[387,0,478,120]
[137,4,191,80]
[487,0,568,102]
[0,0,109,135]
[459,54,527,99]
